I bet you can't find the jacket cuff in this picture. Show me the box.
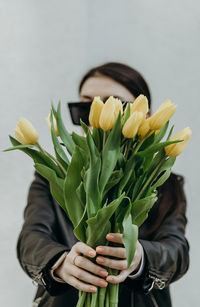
[41,248,72,296]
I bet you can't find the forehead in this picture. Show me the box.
[80,75,134,101]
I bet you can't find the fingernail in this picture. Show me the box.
[90,286,97,292]
[106,234,114,239]
[89,251,96,257]
[97,247,103,252]
[107,276,114,281]
[97,257,104,263]
[100,280,107,287]
[100,270,108,277]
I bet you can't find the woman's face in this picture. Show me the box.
[80,75,135,102]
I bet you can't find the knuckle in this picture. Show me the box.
[75,256,83,266]
[120,261,127,270]
[76,271,83,280]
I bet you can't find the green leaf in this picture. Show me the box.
[151,168,171,190]
[73,205,87,242]
[54,102,75,156]
[131,193,157,227]
[122,102,131,125]
[153,121,169,144]
[8,136,63,178]
[136,139,182,158]
[99,114,122,194]
[4,144,35,151]
[117,154,137,197]
[72,132,89,165]
[167,125,174,140]
[63,146,85,227]
[50,111,69,168]
[84,131,101,218]
[92,128,103,151]
[122,202,138,267]
[80,119,91,136]
[86,193,126,248]
[103,169,124,198]
[34,163,66,212]
[76,182,86,209]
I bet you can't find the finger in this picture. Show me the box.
[73,242,96,258]
[67,275,97,293]
[106,270,128,284]
[96,246,126,259]
[74,255,108,277]
[68,265,108,288]
[106,233,123,244]
[96,256,127,270]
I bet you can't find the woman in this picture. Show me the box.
[17,62,189,307]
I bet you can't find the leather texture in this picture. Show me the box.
[17,172,189,306]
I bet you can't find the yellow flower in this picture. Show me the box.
[137,118,151,139]
[149,99,176,130]
[46,114,59,136]
[89,96,104,128]
[122,112,144,138]
[130,94,149,117]
[15,118,39,144]
[165,127,192,157]
[99,96,123,131]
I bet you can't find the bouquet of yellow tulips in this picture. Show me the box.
[5,95,191,307]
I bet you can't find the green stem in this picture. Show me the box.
[99,287,106,307]
[124,139,132,159]
[108,268,119,307]
[85,292,91,307]
[91,290,98,307]
[135,155,167,201]
[102,131,107,152]
[36,143,67,176]
[132,130,152,155]
[76,291,86,307]
[105,285,110,307]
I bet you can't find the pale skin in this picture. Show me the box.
[56,75,144,292]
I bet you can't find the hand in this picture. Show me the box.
[96,233,143,284]
[55,242,108,293]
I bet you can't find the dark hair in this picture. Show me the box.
[79,62,151,108]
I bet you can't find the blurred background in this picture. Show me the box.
[0,0,199,306]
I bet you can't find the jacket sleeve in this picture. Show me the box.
[17,172,72,296]
[125,175,190,293]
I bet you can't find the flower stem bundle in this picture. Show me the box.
[4,95,191,306]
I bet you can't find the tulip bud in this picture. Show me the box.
[99,96,123,131]
[137,118,151,139]
[46,114,59,136]
[130,94,149,117]
[149,99,176,130]
[15,118,39,144]
[165,127,192,157]
[122,112,143,138]
[89,96,104,128]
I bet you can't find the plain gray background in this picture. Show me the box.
[1,0,199,306]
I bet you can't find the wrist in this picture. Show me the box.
[50,252,68,283]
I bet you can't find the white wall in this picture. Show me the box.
[1,0,199,306]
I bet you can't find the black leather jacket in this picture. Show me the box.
[17,172,189,307]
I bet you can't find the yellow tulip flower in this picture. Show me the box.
[122,112,144,138]
[130,94,149,117]
[165,127,192,157]
[46,114,59,136]
[89,96,104,128]
[137,118,151,139]
[149,99,176,130]
[99,96,122,131]
[15,118,39,144]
